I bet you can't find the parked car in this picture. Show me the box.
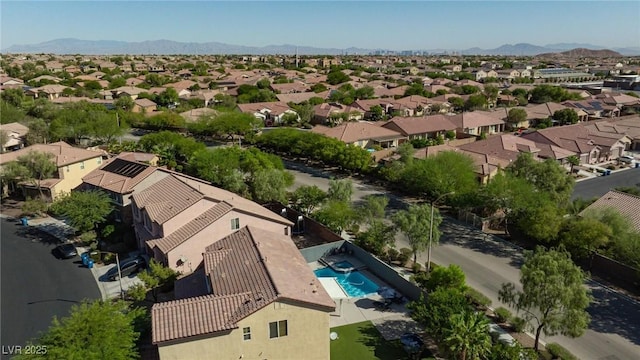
[105,256,146,281]
[53,243,78,259]
[619,155,636,164]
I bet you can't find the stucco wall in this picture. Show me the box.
[53,155,103,199]
[158,301,330,360]
[167,211,290,273]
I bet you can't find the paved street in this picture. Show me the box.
[286,162,640,360]
[571,167,640,200]
[0,218,100,355]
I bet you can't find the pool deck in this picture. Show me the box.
[309,256,422,341]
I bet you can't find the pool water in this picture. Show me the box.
[314,267,379,297]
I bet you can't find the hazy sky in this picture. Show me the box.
[1,1,639,50]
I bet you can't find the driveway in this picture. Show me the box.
[0,218,100,354]
[286,161,640,360]
[90,256,145,300]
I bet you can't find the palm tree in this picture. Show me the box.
[567,155,580,174]
[443,310,491,360]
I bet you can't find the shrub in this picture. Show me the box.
[465,287,492,308]
[21,198,48,217]
[494,307,512,323]
[546,343,578,360]
[412,262,422,273]
[397,248,412,266]
[606,165,616,170]
[78,231,97,245]
[386,248,399,263]
[511,316,527,333]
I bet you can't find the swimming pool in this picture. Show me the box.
[314,266,379,297]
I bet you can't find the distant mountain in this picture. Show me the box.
[538,48,623,58]
[3,38,639,56]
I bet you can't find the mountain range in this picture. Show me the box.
[2,38,640,56]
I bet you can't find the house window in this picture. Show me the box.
[80,161,85,170]
[269,320,288,339]
[243,327,251,341]
[231,218,240,230]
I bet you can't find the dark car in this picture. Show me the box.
[105,256,146,281]
[53,243,78,259]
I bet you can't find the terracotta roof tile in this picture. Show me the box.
[0,142,103,167]
[383,115,457,135]
[311,122,404,143]
[133,175,204,224]
[581,190,640,232]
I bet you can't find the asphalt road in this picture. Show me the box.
[571,167,640,200]
[1,218,100,356]
[286,162,640,360]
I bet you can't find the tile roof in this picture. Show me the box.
[147,201,233,253]
[311,122,405,143]
[382,114,457,135]
[459,134,541,163]
[580,190,640,232]
[152,226,334,344]
[449,112,506,129]
[0,142,103,167]
[133,175,204,224]
[82,157,156,194]
[0,122,29,137]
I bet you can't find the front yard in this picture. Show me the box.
[330,321,434,360]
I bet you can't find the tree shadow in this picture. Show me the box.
[359,323,432,360]
[439,219,524,268]
[586,284,640,346]
[15,226,61,246]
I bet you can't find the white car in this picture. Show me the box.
[619,155,636,164]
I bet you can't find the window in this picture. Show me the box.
[243,327,251,341]
[80,161,85,170]
[269,320,288,339]
[231,218,240,230]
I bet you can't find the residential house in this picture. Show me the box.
[524,103,589,126]
[131,174,293,273]
[580,190,640,233]
[448,112,506,136]
[412,145,507,184]
[270,82,310,94]
[0,122,29,152]
[458,134,543,166]
[562,99,620,120]
[382,114,458,141]
[0,75,24,86]
[495,69,521,80]
[520,123,627,164]
[236,102,298,126]
[81,154,163,223]
[25,84,69,100]
[311,122,406,149]
[133,98,158,114]
[312,103,365,126]
[276,91,328,104]
[583,117,640,150]
[0,142,104,200]
[152,226,335,360]
[112,86,145,100]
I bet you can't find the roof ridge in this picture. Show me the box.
[246,226,280,296]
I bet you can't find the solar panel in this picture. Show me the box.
[102,158,149,178]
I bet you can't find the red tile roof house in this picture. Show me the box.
[521,123,629,164]
[583,116,640,150]
[580,190,640,233]
[131,174,293,274]
[311,122,406,149]
[236,102,298,126]
[312,103,365,126]
[523,102,589,127]
[0,122,29,152]
[152,226,335,360]
[382,114,458,142]
[458,134,544,166]
[562,99,621,120]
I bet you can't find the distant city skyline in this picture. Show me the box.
[1,1,639,51]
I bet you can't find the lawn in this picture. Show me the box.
[330,321,434,360]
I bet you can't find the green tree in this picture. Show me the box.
[1,88,25,107]
[50,190,113,234]
[15,151,57,198]
[114,96,135,111]
[327,70,351,85]
[156,87,179,107]
[17,300,143,360]
[1,101,26,124]
[392,204,441,265]
[506,108,527,128]
[313,200,357,234]
[554,108,579,125]
[443,310,492,360]
[92,112,127,144]
[407,288,470,340]
[421,264,467,293]
[249,168,294,204]
[358,195,389,224]
[289,185,326,215]
[354,219,397,256]
[559,217,612,261]
[369,104,384,121]
[327,178,353,202]
[507,153,574,206]
[566,155,580,174]
[464,94,488,111]
[138,259,180,302]
[499,247,592,351]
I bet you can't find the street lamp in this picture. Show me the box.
[427,191,455,273]
[102,251,124,300]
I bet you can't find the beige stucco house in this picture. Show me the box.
[131,174,293,273]
[311,122,406,149]
[152,226,335,360]
[0,142,104,200]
